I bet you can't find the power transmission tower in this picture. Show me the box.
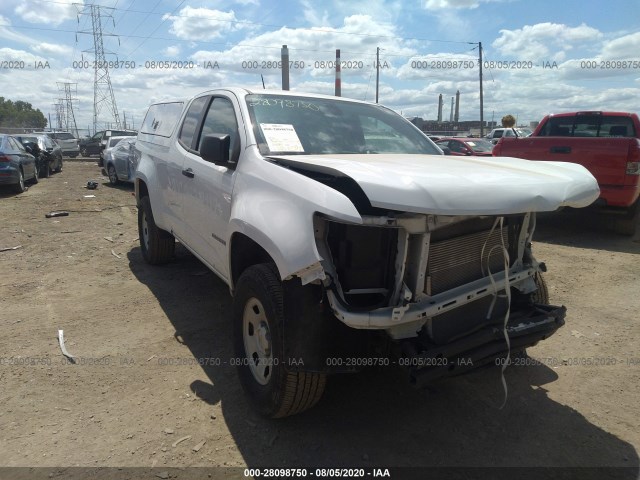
[58,82,79,137]
[77,4,121,133]
[53,101,65,131]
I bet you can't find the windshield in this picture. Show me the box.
[246,94,441,156]
[50,132,74,140]
[466,139,493,152]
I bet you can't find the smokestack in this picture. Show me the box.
[281,45,289,90]
[454,90,460,123]
[437,94,443,123]
[335,49,341,96]
[450,97,454,122]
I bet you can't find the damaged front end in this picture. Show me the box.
[312,211,565,386]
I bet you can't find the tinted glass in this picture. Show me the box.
[140,102,184,139]
[178,97,209,149]
[197,98,239,157]
[246,94,440,155]
[539,114,636,137]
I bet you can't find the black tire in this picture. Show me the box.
[40,161,50,178]
[234,263,326,418]
[107,164,119,185]
[55,157,63,173]
[80,147,89,157]
[531,271,549,304]
[138,196,175,264]
[13,169,25,193]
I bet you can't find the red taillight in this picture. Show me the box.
[0,154,11,162]
[626,139,640,175]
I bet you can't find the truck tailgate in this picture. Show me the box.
[496,137,632,186]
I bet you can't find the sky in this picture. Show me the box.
[0,0,638,135]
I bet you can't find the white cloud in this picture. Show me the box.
[163,7,247,41]
[31,42,72,56]
[300,0,329,26]
[601,32,640,60]
[422,0,506,9]
[14,0,79,26]
[492,23,602,60]
[164,45,181,57]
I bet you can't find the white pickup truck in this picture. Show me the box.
[134,88,599,418]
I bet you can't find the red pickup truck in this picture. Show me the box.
[493,111,640,234]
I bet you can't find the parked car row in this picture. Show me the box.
[32,131,79,157]
[0,133,63,193]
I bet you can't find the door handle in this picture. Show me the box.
[550,146,571,154]
[182,168,195,178]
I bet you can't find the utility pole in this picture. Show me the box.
[375,47,380,103]
[77,4,121,134]
[478,42,484,136]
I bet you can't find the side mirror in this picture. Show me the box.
[200,134,231,166]
[440,146,451,155]
[465,150,473,155]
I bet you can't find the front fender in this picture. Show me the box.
[228,152,362,284]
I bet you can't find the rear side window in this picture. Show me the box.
[140,102,184,138]
[178,97,209,149]
[540,115,637,137]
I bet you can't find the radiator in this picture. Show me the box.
[426,227,509,296]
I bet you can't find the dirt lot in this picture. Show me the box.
[0,160,639,477]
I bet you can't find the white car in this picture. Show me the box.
[135,88,599,417]
[486,127,532,144]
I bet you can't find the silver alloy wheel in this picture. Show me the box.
[242,297,273,385]
[141,210,150,251]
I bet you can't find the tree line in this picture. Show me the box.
[0,97,47,130]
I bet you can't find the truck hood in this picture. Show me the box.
[269,154,600,215]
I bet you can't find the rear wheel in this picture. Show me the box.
[234,263,326,418]
[55,157,63,173]
[80,147,89,157]
[13,169,25,193]
[138,196,175,264]
[107,164,119,185]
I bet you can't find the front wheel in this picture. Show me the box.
[234,263,326,418]
[138,196,175,264]
[531,271,549,304]
[55,157,63,173]
[80,147,89,157]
